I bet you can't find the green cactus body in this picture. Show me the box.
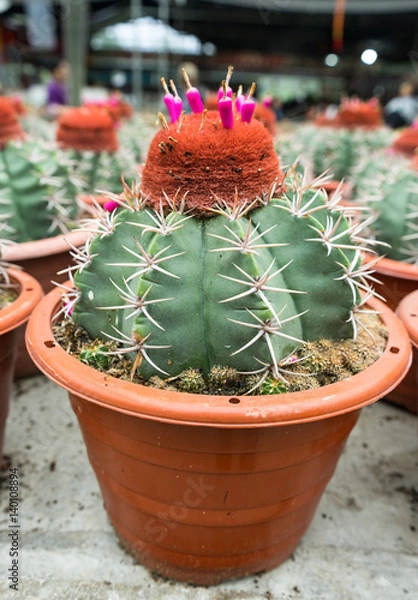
[280,125,394,182]
[371,171,418,263]
[71,148,139,195]
[0,141,79,242]
[351,150,418,264]
[71,184,366,380]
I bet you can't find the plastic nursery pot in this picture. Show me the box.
[0,269,43,460]
[2,229,91,378]
[370,256,418,312]
[26,287,412,586]
[393,289,418,414]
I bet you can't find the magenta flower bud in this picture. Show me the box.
[219,95,234,129]
[182,68,204,113]
[217,86,232,101]
[218,66,234,102]
[241,82,256,123]
[241,99,256,123]
[161,77,178,122]
[173,96,183,120]
[103,200,120,212]
[235,93,244,114]
[163,94,177,122]
[186,88,204,113]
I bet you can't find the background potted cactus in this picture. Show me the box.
[352,154,418,412]
[279,122,393,195]
[0,96,91,376]
[26,75,412,585]
[391,121,418,157]
[56,105,140,201]
[395,289,418,413]
[0,243,43,461]
[314,97,383,129]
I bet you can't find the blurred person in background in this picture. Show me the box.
[45,59,70,118]
[384,81,418,129]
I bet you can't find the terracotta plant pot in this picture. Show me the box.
[0,269,43,459]
[394,289,418,414]
[2,229,91,377]
[372,256,418,311]
[25,287,411,585]
[363,257,418,413]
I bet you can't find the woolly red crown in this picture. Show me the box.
[140,111,283,214]
[56,106,119,153]
[337,104,382,128]
[315,100,382,129]
[392,126,418,157]
[0,97,25,148]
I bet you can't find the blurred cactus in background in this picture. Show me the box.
[56,105,140,196]
[0,98,80,243]
[279,124,394,183]
[352,150,418,264]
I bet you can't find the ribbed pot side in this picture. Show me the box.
[372,257,418,311]
[394,290,418,414]
[70,394,359,584]
[0,269,43,459]
[370,258,418,412]
[26,285,412,585]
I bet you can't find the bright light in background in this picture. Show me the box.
[0,0,11,13]
[324,53,339,67]
[91,16,216,56]
[361,49,378,65]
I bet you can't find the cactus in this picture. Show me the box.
[57,106,139,195]
[315,98,383,129]
[391,122,418,157]
[279,124,394,182]
[371,171,418,263]
[0,140,80,243]
[64,90,378,384]
[0,97,25,148]
[353,153,418,264]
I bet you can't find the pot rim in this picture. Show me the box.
[0,268,43,335]
[372,255,418,282]
[396,289,418,348]
[1,228,92,262]
[26,284,412,429]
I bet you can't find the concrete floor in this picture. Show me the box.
[0,374,417,600]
